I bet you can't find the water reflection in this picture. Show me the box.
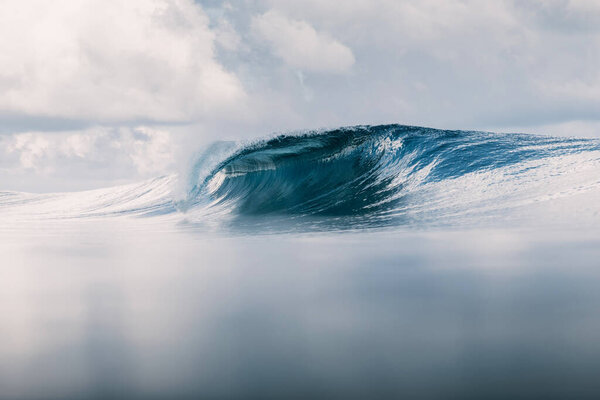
[1,222,600,399]
[84,284,134,399]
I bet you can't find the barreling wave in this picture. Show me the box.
[175,124,600,230]
[2,124,600,231]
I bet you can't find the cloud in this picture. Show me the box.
[3,0,599,135]
[243,0,600,132]
[3,0,600,192]
[0,0,244,123]
[251,10,355,73]
[0,126,176,191]
[513,0,600,31]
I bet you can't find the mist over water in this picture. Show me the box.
[2,125,600,399]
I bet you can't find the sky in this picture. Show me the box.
[1,0,599,192]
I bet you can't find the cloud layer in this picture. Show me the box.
[1,0,600,191]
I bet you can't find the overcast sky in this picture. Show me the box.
[1,0,599,191]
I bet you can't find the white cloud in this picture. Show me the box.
[0,127,176,191]
[251,10,355,73]
[0,0,244,122]
[128,127,175,175]
[245,0,600,133]
[3,0,599,136]
[3,0,600,192]
[214,18,243,52]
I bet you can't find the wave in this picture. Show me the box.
[176,124,600,230]
[0,176,176,223]
[2,124,600,231]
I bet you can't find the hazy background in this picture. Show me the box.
[1,0,599,191]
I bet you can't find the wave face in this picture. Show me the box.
[2,124,599,231]
[178,125,600,230]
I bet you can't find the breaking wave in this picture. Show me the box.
[176,125,600,230]
[2,124,600,231]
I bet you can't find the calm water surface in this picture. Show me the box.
[1,220,600,399]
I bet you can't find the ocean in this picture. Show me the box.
[1,125,600,399]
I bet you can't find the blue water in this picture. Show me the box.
[1,125,600,399]
[178,125,600,231]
